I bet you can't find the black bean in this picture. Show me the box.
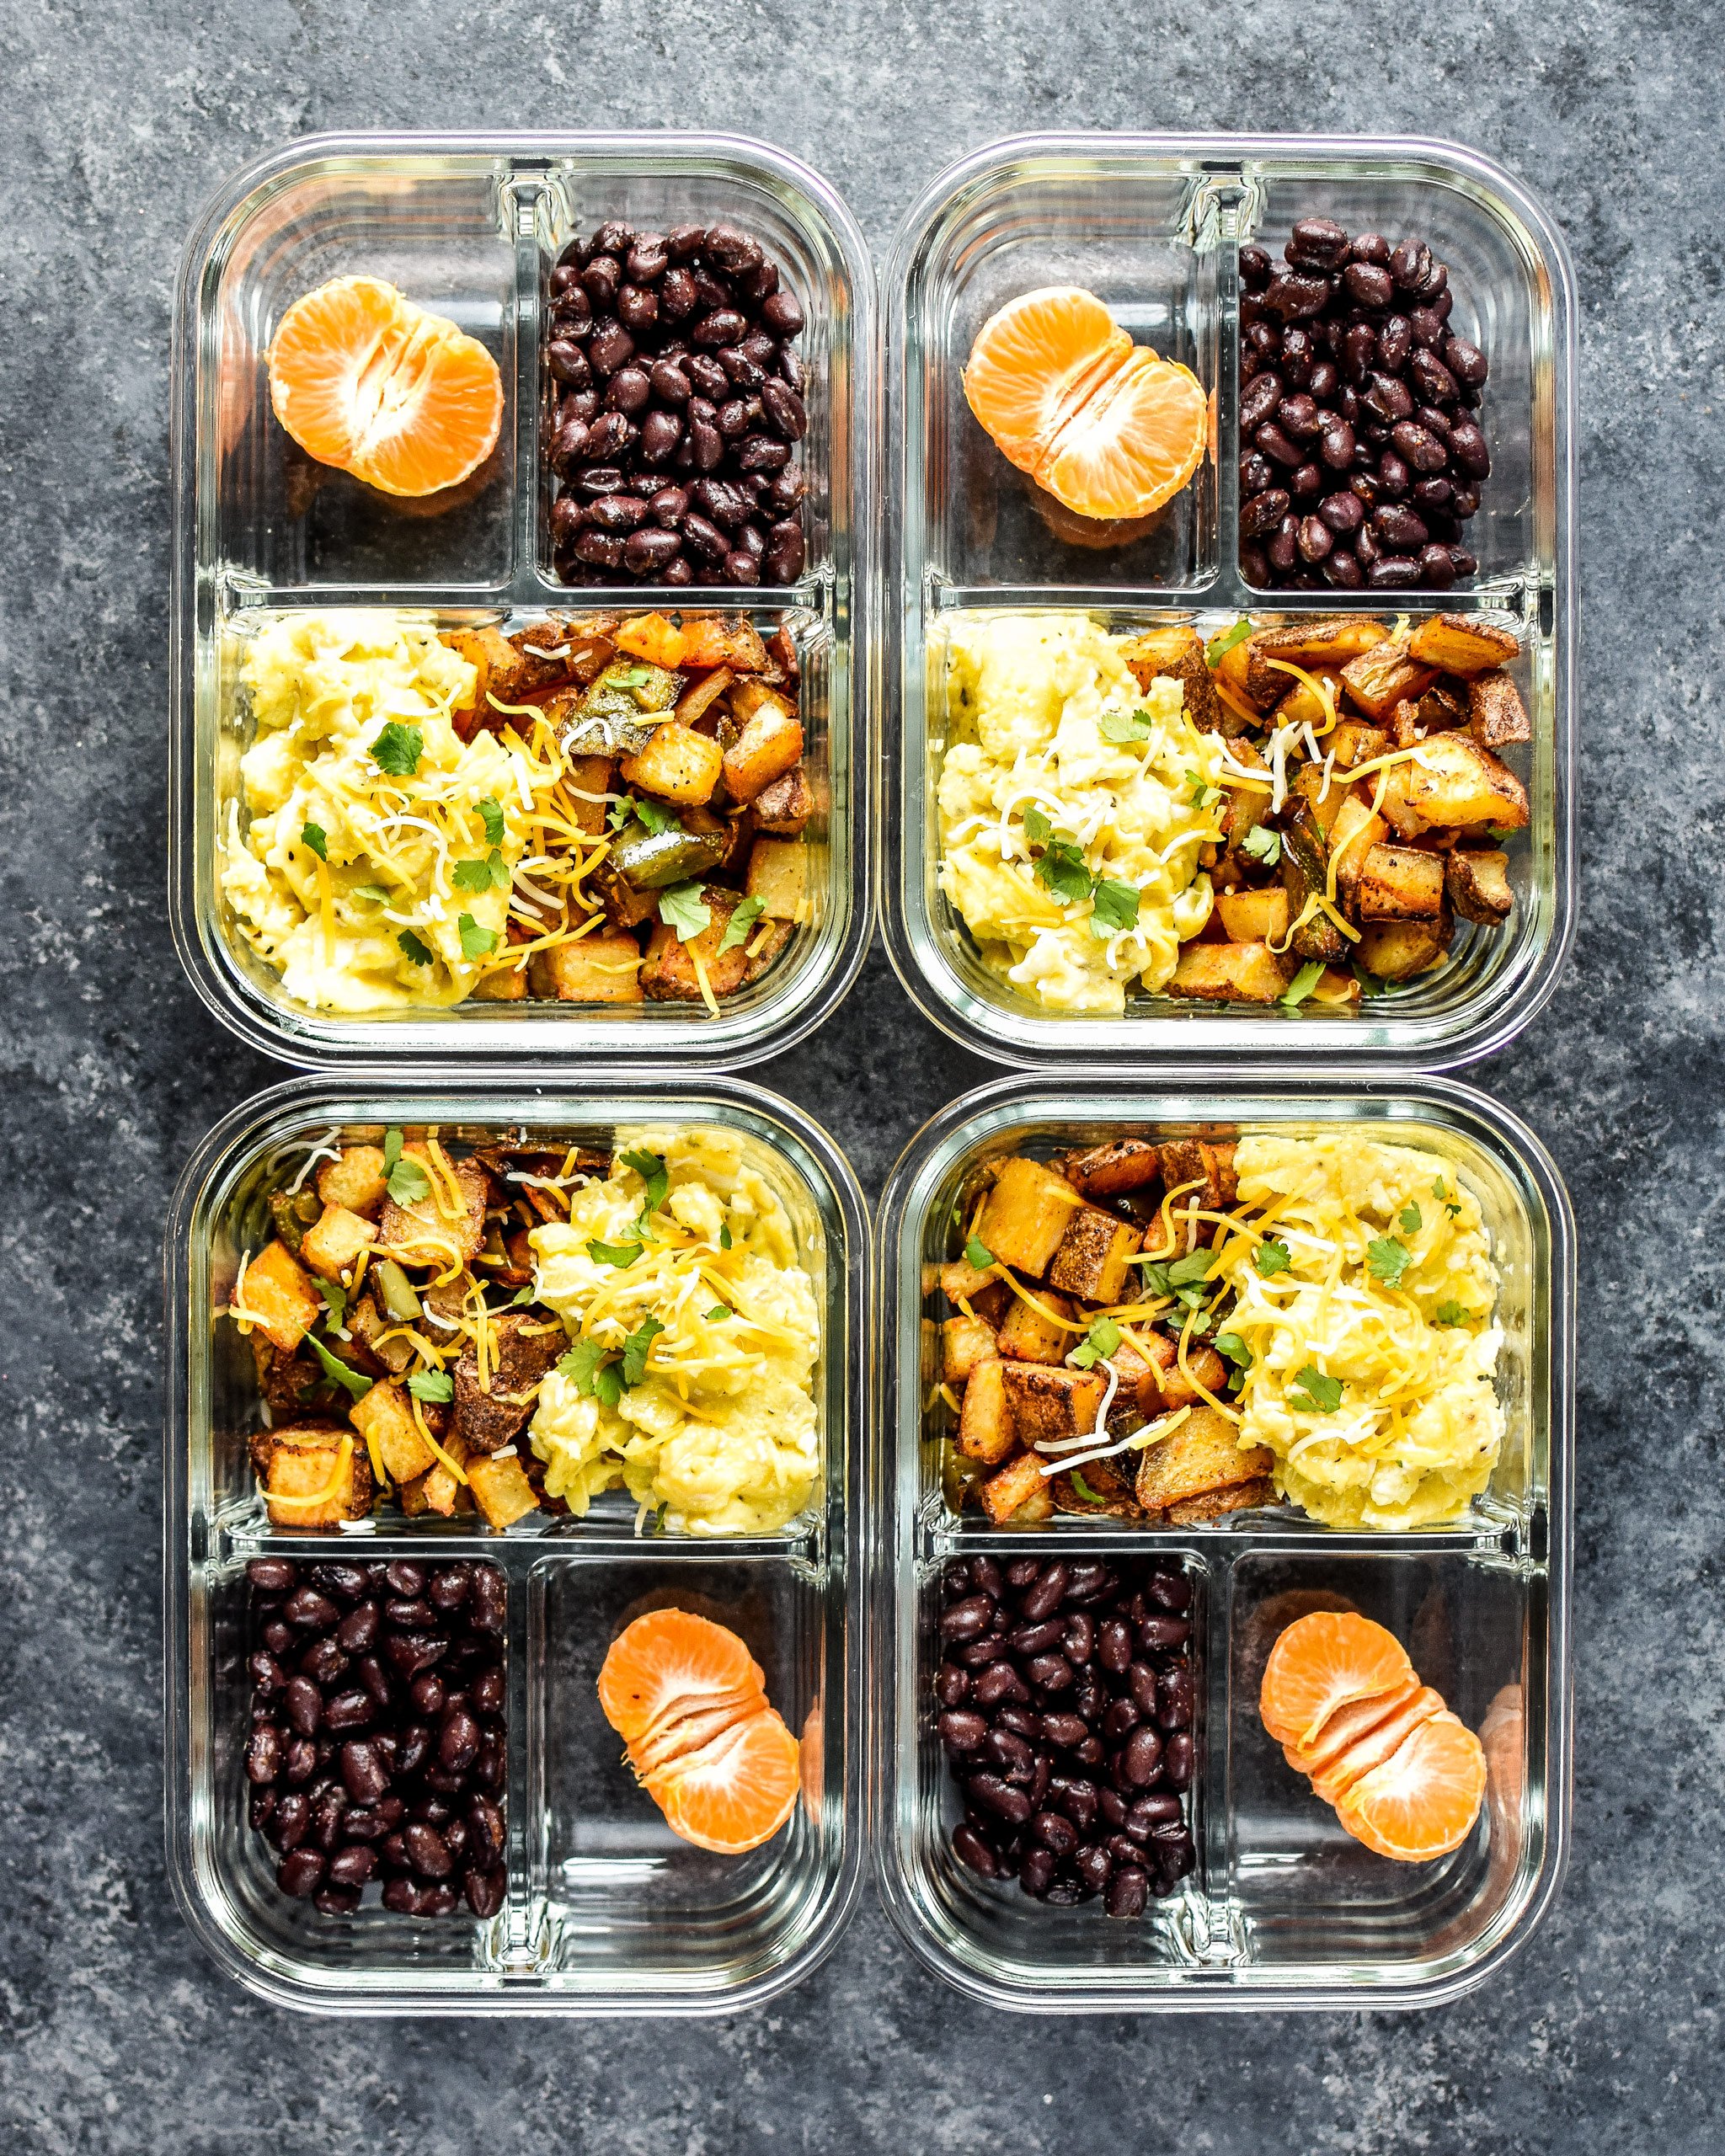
[761,288,804,338]
[762,520,804,584]
[1391,421,1447,475]
[1106,1866,1149,1919]
[1162,1732,1195,1790]
[940,1594,993,1645]
[1033,1810,1079,1857]
[952,1824,998,1877]
[939,1710,988,1755]
[1319,419,1356,470]
[1290,462,1323,500]
[1241,487,1290,538]
[621,526,680,576]
[339,1740,389,1804]
[985,1727,1035,1780]
[1241,369,1283,438]
[953,1636,1008,1669]
[1007,1620,1063,1657]
[1019,1563,1069,1624]
[1417,544,1457,589]
[1448,419,1492,478]
[1377,450,1411,498]
[245,1723,283,1785]
[278,1849,327,1900]
[1343,261,1394,309]
[438,1710,481,1774]
[1097,1619,1134,1674]
[284,1588,339,1631]
[1239,243,1272,290]
[1318,489,1364,536]
[967,1774,1033,1827]
[404,1822,453,1880]
[248,1559,297,1594]
[1062,1613,1095,1666]
[1374,502,1430,552]
[1026,1653,1074,1695]
[1034,1712,1085,1752]
[1254,422,1302,468]
[1122,1725,1165,1788]
[721,549,761,586]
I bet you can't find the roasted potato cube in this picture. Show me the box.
[1379,734,1530,837]
[1468,670,1532,750]
[1048,1205,1144,1304]
[1292,762,1353,839]
[942,1314,997,1384]
[315,1145,389,1219]
[1331,718,1390,769]
[379,1146,489,1269]
[531,926,646,1004]
[1134,1404,1273,1513]
[1354,841,1447,922]
[1246,617,1389,706]
[1165,1476,1274,1525]
[350,1379,436,1485]
[445,624,547,725]
[956,1358,1015,1465]
[979,1450,1055,1525]
[1406,613,1520,675]
[1063,1137,1161,1199]
[406,1435,471,1518]
[1052,1454,1141,1518]
[453,1313,565,1454]
[1001,1363,1106,1447]
[470,960,531,1002]
[997,1289,1077,1366]
[298,1203,378,1283]
[1120,625,1224,734]
[1327,796,1390,901]
[1338,642,1439,721]
[1211,632,1277,720]
[677,617,770,675]
[261,1426,374,1529]
[612,611,688,669]
[348,1294,414,1374]
[1157,1137,1238,1209]
[673,664,734,732]
[975,1156,1081,1276]
[1354,913,1455,980]
[722,693,804,804]
[640,887,751,1004]
[935,1255,996,1304]
[560,755,617,838]
[1135,1331,1231,1413]
[1167,940,1295,1005]
[467,1450,542,1530]
[1216,886,1290,944]
[750,763,814,836]
[1445,847,1514,925]
[592,863,660,931]
[619,721,725,807]
[239,1239,322,1354]
[745,837,807,922]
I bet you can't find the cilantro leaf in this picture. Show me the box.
[353,883,392,904]
[659,881,712,942]
[1366,1236,1412,1288]
[1185,768,1222,809]
[633,795,681,837]
[559,1337,622,1408]
[1023,806,1052,848]
[387,1150,430,1206]
[716,893,766,957]
[621,1315,665,1388]
[1289,1364,1343,1414]
[964,1234,996,1273]
[1068,1316,1123,1370]
[1400,1201,1423,1233]
[1279,961,1326,1010]
[398,929,435,967]
[457,913,498,960]
[1098,707,1155,744]
[1204,618,1253,669]
[586,1237,642,1269]
[370,722,424,778]
[719,1224,733,1251]
[408,1369,454,1402]
[1167,1249,1216,1289]
[1253,1238,1292,1278]
[607,798,633,833]
[301,821,328,861]
[705,1305,731,1322]
[1089,878,1140,938]
[382,1129,403,1176]
[619,1147,669,1214]
[1242,825,1282,867]
[478,797,506,847]
[316,1278,347,1333]
[509,1283,537,1308]
[1213,1331,1252,1371]
[305,1331,373,1401]
[1033,836,1093,905]
[453,856,493,894]
[1434,1300,1474,1328]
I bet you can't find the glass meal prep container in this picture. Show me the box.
[882,134,1575,1070]
[169,132,874,1069]
[163,1072,863,2013]
[872,1070,1573,2010]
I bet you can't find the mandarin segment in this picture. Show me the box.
[963,286,1131,474]
[596,1607,765,1742]
[1258,1610,1415,1749]
[1279,1673,1421,1783]
[1033,347,1208,520]
[1306,1684,1445,1807]
[1333,1709,1487,1862]
[644,1707,801,1855]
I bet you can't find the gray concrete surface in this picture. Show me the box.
[0,1,1718,2148]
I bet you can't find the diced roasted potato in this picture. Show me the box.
[1132,1329,1231,1414]
[1378,733,1530,837]
[1338,641,1439,721]
[467,1450,542,1530]
[238,1239,322,1354]
[1134,1404,1273,1513]
[1063,1136,1161,1199]
[975,1156,1081,1276]
[1331,718,1389,769]
[592,862,660,931]
[531,926,647,1004]
[260,1425,374,1529]
[1406,613,1520,675]
[745,837,807,922]
[996,1288,1077,1366]
[979,1449,1055,1525]
[1468,670,1532,750]
[378,1145,489,1269]
[942,1314,996,1384]
[750,763,814,836]
[1292,762,1352,838]
[1048,1205,1143,1304]
[1157,1135,1238,1208]
[452,1313,564,1454]
[741,915,795,984]
[673,664,734,731]
[316,1145,389,1219]
[1278,800,1347,963]
[1167,940,1295,1005]
[404,1433,471,1518]
[1272,667,1346,735]
[348,1294,414,1374]
[350,1379,436,1485]
[1051,1454,1141,1518]
[1445,847,1514,925]
[1354,912,1455,980]
[1216,885,1290,943]
[298,1203,378,1283]
[1327,796,1390,901]
[445,624,563,726]
[470,960,531,1001]
[956,1358,1015,1465]
[934,1255,995,1304]
[612,611,689,669]
[1165,1476,1274,1525]
[677,616,770,675]
[722,691,804,803]
[558,754,617,839]
[1245,617,1389,706]
[1001,1363,1106,1447]
[1120,625,1224,734]
[619,721,725,806]
[1354,841,1447,922]
[640,887,751,1004]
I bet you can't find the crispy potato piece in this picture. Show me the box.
[1051,1454,1142,1518]
[1134,1331,1231,1414]
[674,665,734,730]
[745,837,806,921]
[723,694,804,803]
[997,1288,1077,1366]
[1327,796,1389,902]
[470,961,531,1002]
[1246,618,1389,706]
[750,763,814,836]
[532,927,646,1005]
[1001,1363,1106,1447]
[1269,668,1346,736]
[1354,913,1455,980]
[1445,847,1514,925]
[1164,1477,1274,1525]
[1120,625,1224,735]
[933,1255,995,1304]
[1167,940,1295,1005]
[1406,613,1520,675]
[298,1203,378,1283]
[557,754,617,839]
[612,611,688,668]
[1292,762,1352,838]
[956,1359,1015,1465]
[1379,734,1530,838]
[619,722,724,807]
[1135,1404,1272,1512]
[445,624,558,728]
[1158,1137,1238,1209]
[980,1450,1055,1525]
[1216,886,1290,943]
[1331,718,1389,769]
[467,1451,542,1530]
[261,1425,374,1529]
[379,1146,489,1269]
[1338,642,1439,721]
[1468,670,1531,750]
[640,887,750,1003]
[677,617,770,674]
[1211,632,1277,719]
[453,1313,564,1454]
[239,1240,322,1354]
[350,1380,436,1485]
[349,1294,414,1374]
[1063,1137,1161,1199]
[316,1145,389,1219]
[975,1156,1081,1276]
[1048,1205,1143,1304]
[942,1314,996,1384]
[404,1433,472,1518]
[1354,841,1447,922]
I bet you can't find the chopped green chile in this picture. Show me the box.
[611,823,727,892]
[373,1259,423,1323]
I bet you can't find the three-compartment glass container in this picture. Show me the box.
[164,1073,863,2011]
[168,132,874,1068]
[873,1071,1573,2009]
[882,135,1576,1068]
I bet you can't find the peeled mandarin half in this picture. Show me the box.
[1333,1709,1487,1862]
[1307,1685,1446,1808]
[1259,1611,1416,1751]
[963,286,1132,475]
[268,275,504,498]
[597,1608,766,1743]
[1033,347,1209,522]
[1280,1672,1422,1782]
[644,1707,802,1855]
[625,1686,768,1780]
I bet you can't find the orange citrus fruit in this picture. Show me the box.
[1279,1673,1421,1783]
[644,1708,802,1855]
[596,1607,765,1742]
[268,275,503,498]
[1333,1710,1487,1862]
[1305,1685,1445,1808]
[1259,1611,1415,1751]
[962,286,1207,522]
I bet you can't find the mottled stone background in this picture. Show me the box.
[0,1,1717,2149]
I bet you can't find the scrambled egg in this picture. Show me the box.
[936,612,1226,1014]
[527,1127,821,1535]
[1209,1132,1504,1530]
[222,611,540,1011]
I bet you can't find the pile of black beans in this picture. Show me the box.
[543,220,807,589]
[1238,216,1490,592]
[243,1556,508,1920]
[937,1555,1197,1916]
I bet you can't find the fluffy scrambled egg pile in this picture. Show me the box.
[936,613,1226,1014]
[527,1127,821,1535]
[222,611,546,1011]
[1208,1132,1504,1529]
